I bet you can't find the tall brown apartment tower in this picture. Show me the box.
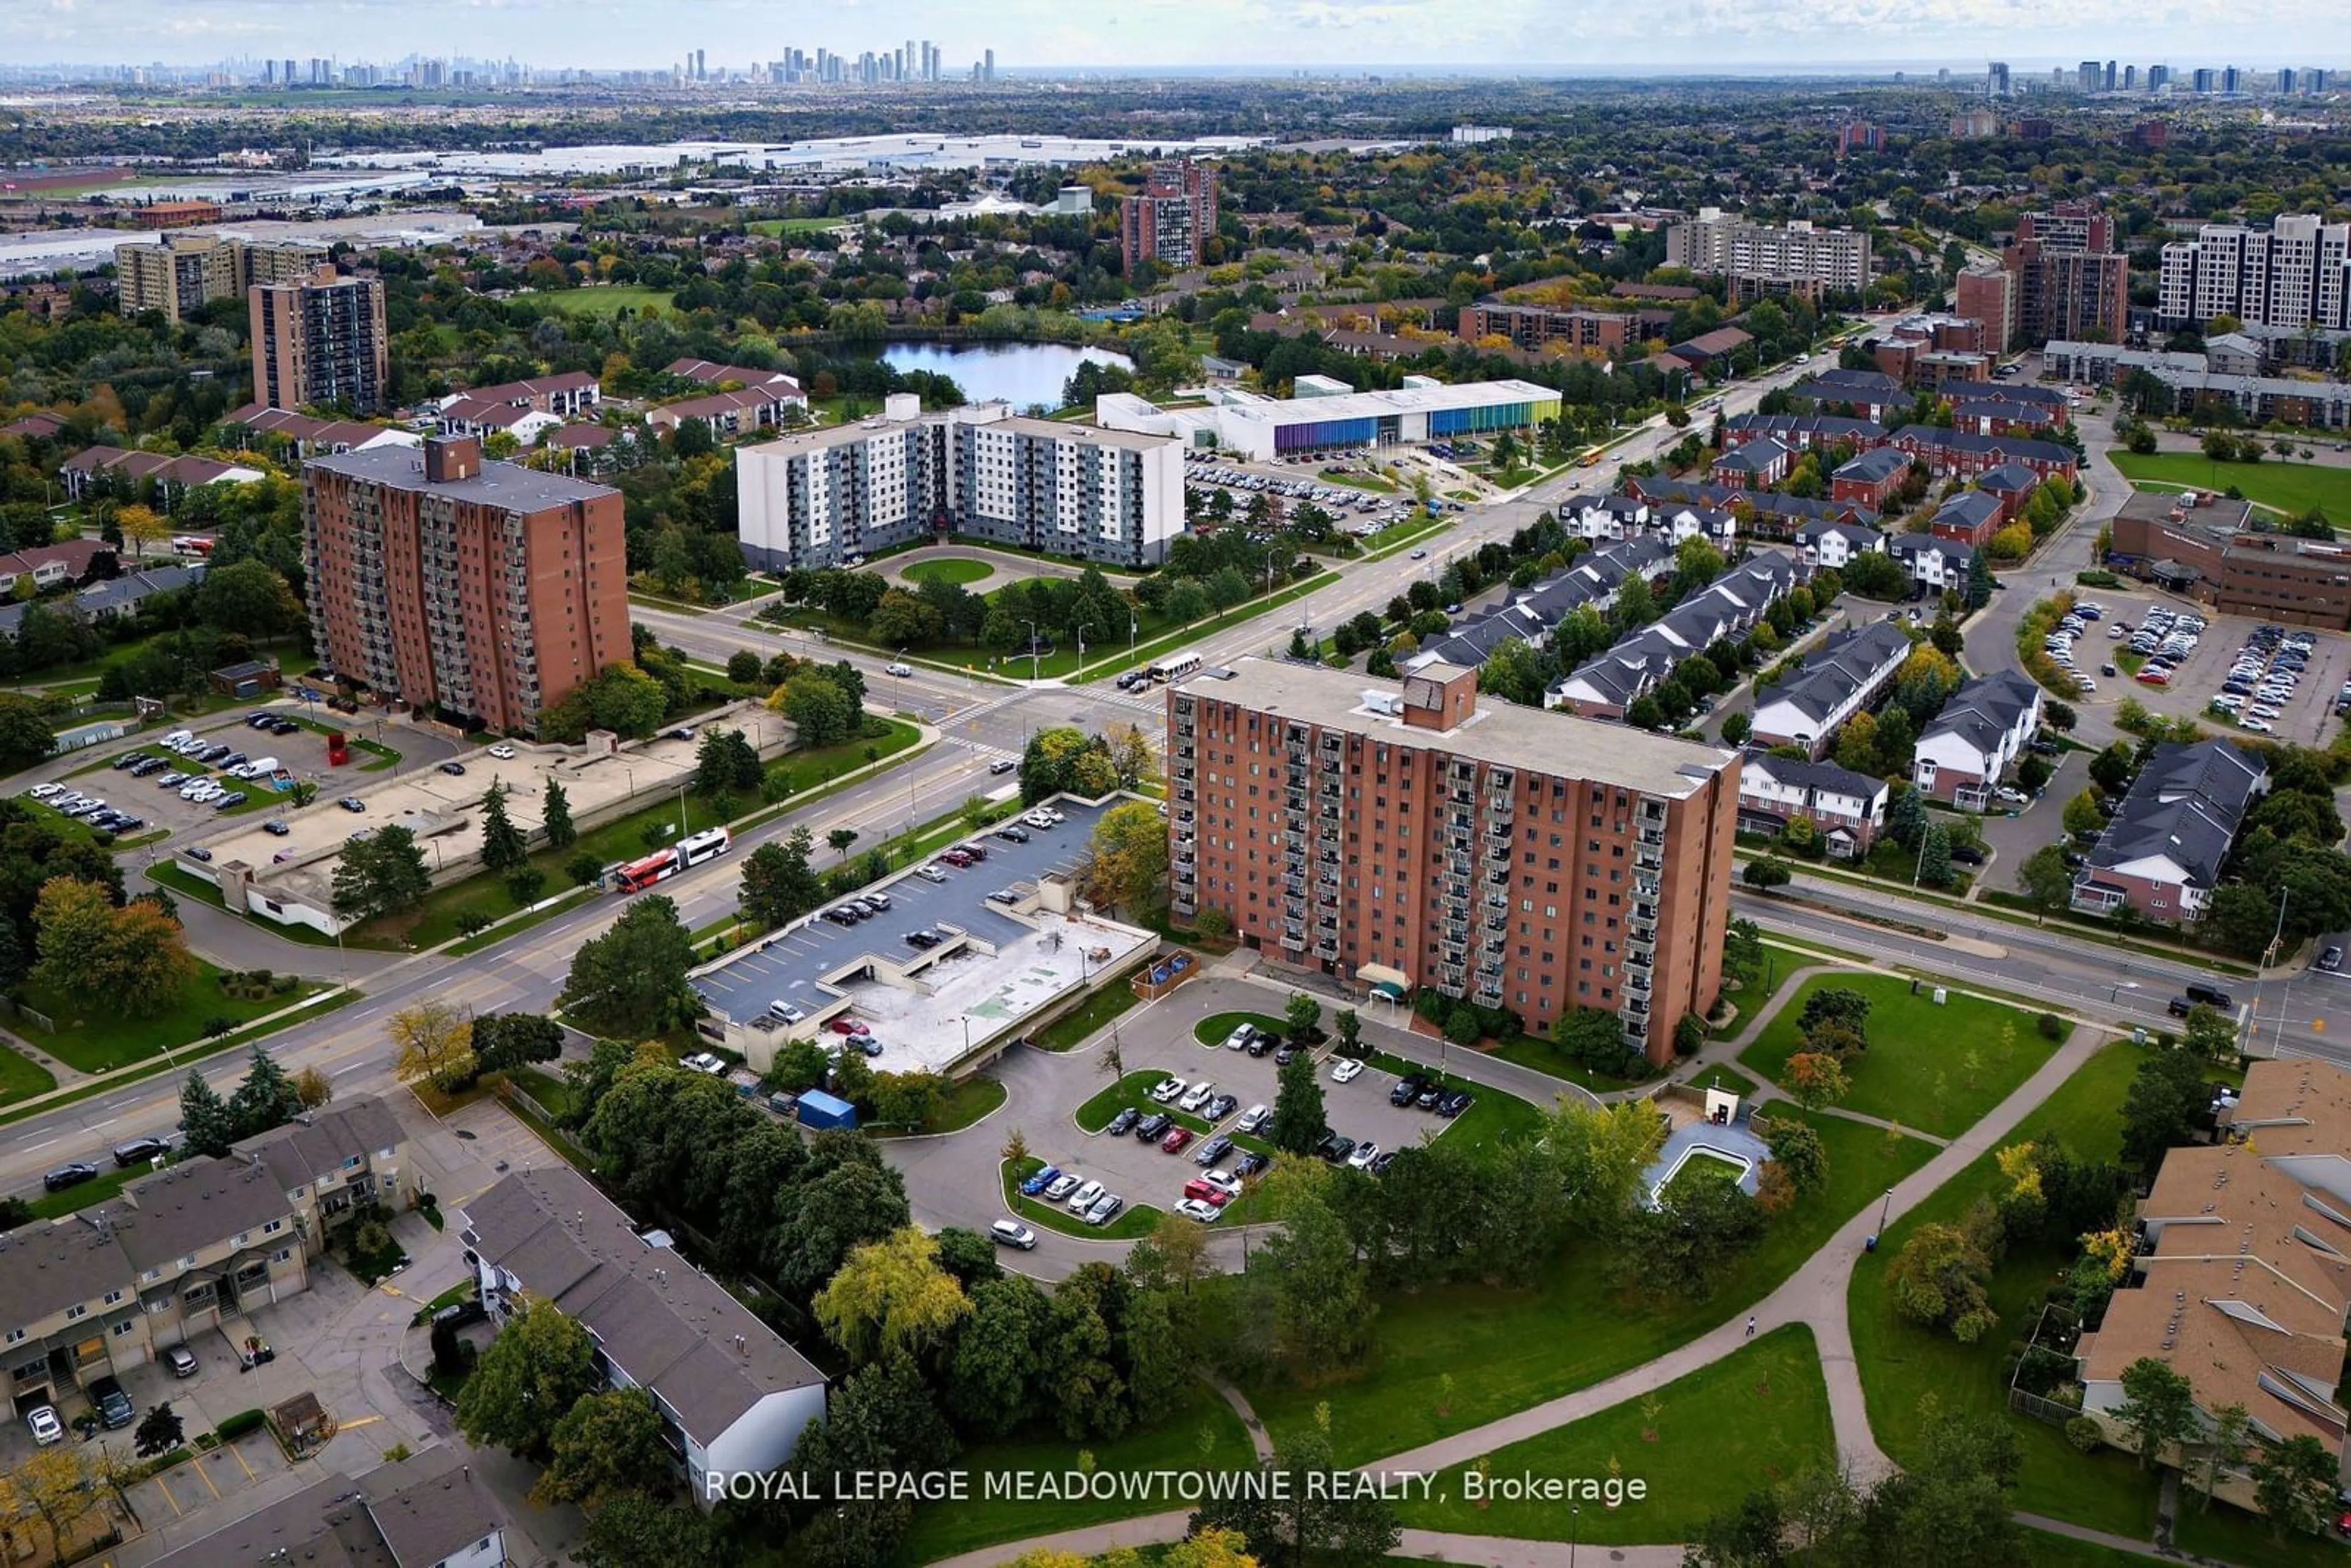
[249,268,388,415]
[2001,206,2129,347]
[1167,659,1741,1066]
[1119,160,1220,280]
[302,435,628,735]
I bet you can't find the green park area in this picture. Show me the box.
[899,557,997,587]
[1739,971,2066,1139]
[15,958,327,1075]
[2108,450,2351,520]
[0,1046,57,1111]
[531,284,676,318]
[893,1380,1250,1563]
[745,216,842,236]
[1849,1038,2324,1562]
[1393,1325,1834,1544]
[1235,1103,1937,1466]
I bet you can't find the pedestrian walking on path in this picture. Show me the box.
[1745,1315,1756,1337]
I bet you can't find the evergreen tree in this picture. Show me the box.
[541,778,576,851]
[1269,1049,1327,1155]
[228,1046,302,1140]
[1886,783,1927,850]
[479,782,528,874]
[179,1070,236,1157]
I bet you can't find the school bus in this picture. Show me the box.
[1577,446,1604,468]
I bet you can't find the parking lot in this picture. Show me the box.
[1023,1023,1483,1229]
[692,796,1159,1073]
[2044,588,2350,746]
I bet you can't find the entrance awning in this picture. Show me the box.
[1355,963,1411,999]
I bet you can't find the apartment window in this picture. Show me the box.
[264,1220,284,1236]
[111,1320,135,1339]
[2,1329,21,1346]
[103,1290,122,1306]
[274,1248,294,1264]
[65,1304,87,1321]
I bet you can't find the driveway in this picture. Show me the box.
[1973,750,2083,882]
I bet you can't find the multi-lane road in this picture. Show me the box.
[21,321,2334,1204]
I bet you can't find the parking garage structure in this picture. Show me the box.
[688,794,1161,1078]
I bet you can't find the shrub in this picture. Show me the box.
[215,1410,266,1442]
[2037,1011,2064,1040]
[269,975,300,995]
[2064,1416,2106,1454]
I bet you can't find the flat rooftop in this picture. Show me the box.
[742,402,1173,460]
[692,796,1158,1075]
[1220,377,1558,428]
[1174,658,1738,800]
[188,703,789,915]
[305,443,616,512]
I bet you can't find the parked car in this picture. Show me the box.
[1084,1193,1124,1226]
[1149,1077,1187,1103]
[1318,1132,1357,1163]
[1174,1198,1221,1224]
[1177,1082,1216,1113]
[1065,1179,1106,1214]
[1437,1090,1474,1117]
[25,1406,63,1447]
[89,1376,134,1429]
[1201,1093,1238,1122]
[1134,1112,1171,1141]
[1346,1141,1381,1170]
[43,1161,99,1193]
[1392,1073,1430,1106]
[1235,1103,1270,1134]
[995,825,1030,842]
[1043,1173,1082,1202]
[338,797,366,812]
[1193,1134,1234,1167]
[1018,1165,1061,1196]
[163,1344,200,1378]
[1235,1149,1271,1178]
[1331,1057,1365,1084]
[1105,1107,1141,1136]
[489,743,517,760]
[2322,947,2344,973]
[1183,1177,1232,1208]
[1160,1126,1194,1154]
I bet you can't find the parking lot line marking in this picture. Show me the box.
[339,1414,384,1431]
[195,1454,221,1498]
[228,1441,257,1482]
[155,1474,184,1515]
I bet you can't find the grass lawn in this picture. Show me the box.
[507,1065,577,1121]
[1030,981,1143,1051]
[1238,1106,1938,1466]
[444,887,595,956]
[2109,450,2351,520]
[901,557,996,587]
[746,216,842,236]
[2170,1499,2347,1567]
[1739,971,2064,1139]
[1075,1069,1211,1135]
[1392,1325,1833,1544]
[148,863,342,947]
[871,1075,1006,1138]
[1002,1156,1162,1241]
[17,961,327,1074]
[1191,1010,1286,1050]
[2020,1533,2167,1568]
[1483,1032,1654,1095]
[1320,468,1395,493]
[1847,1040,2161,1538]
[1359,1048,1552,1153]
[0,1046,57,1111]
[892,1381,1250,1564]
[530,284,675,317]
[25,1162,148,1222]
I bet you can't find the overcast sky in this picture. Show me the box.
[5,0,2345,72]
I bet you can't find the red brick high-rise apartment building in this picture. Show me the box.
[1119,160,1220,280]
[1167,659,1741,1066]
[1998,205,2128,348]
[250,268,389,415]
[302,435,628,735]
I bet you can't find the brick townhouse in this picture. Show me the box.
[1886,424,2079,484]
[2072,739,2266,922]
[1734,750,1889,858]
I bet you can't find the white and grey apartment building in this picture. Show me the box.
[736,394,1184,570]
[2157,214,2351,331]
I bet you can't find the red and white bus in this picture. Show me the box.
[170,535,216,556]
[611,849,680,893]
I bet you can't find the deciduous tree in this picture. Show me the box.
[533,1387,672,1507]
[456,1294,599,1460]
[388,999,477,1093]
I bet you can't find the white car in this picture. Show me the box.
[27,782,61,798]
[1173,1198,1222,1225]
[24,1405,62,1446]
[2240,717,2274,733]
[1065,1179,1105,1214]
[489,743,516,760]
[2074,679,2098,694]
[1993,787,2028,805]
[1222,1023,1254,1051]
[914,864,948,883]
[1331,1057,1365,1084]
[1235,1103,1270,1135]
[682,1052,728,1075]
[1148,1077,1187,1104]
[1346,1141,1381,1169]
[886,662,913,677]
[1043,1173,1081,1201]
[1177,1081,1216,1113]
[1199,1168,1243,1198]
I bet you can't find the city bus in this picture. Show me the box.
[612,849,680,893]
[1147,651,1204,685]
[677,826,733,868]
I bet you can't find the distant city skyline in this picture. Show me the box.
[2,0,2347,75]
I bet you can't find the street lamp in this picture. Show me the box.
[1074,622,1097,683]
[1877,1187,1894,1236]
[1021,618,1041,683]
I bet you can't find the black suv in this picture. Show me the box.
[113,1136,171,1168]
[2186,983,2234,1010]
[1391,1073,1430,1107]
[43,1161,99,1193]
[1105,1107,1141,1136]
[1134,1112,1171,1141]
[1246,1030,1279,1058]
[89,1376,135,1430]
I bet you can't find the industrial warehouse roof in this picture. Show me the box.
[1177,657,1737,799]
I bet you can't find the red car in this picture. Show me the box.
[828,1018,870,1037]
[940,849,975,868]
[1183,1176,1231,1207]
[1160,1127,1193,1154]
